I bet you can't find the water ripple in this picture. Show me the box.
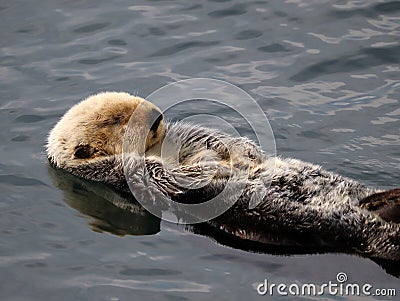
[291,45,400,82]
[0,175,48,187]
[149,41,219,57]
[73,22,109,33]
[67,275,211,293]
[330,1,400,19]
[208,4,247,18]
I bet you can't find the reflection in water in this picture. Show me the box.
[48,167,160,236]
[49,166,400,278]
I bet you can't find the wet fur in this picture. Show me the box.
[47,92,400,261]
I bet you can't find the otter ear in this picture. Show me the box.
[74,144,94,159]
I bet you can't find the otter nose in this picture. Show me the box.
[149,108,163,135]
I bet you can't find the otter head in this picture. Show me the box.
[47,92,164,168]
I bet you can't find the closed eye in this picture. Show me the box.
[150,109,163,135]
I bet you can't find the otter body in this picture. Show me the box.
[47,92,400,260]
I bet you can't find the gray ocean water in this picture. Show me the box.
[1,0,400,300]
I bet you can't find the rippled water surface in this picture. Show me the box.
[1,0,400,300]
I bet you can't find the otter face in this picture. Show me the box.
[47,92,164,168]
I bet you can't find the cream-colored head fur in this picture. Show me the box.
[47,92,164,168]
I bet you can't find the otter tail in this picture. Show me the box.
[359,188,400,224]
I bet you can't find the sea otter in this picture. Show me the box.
[47,92,400,260]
